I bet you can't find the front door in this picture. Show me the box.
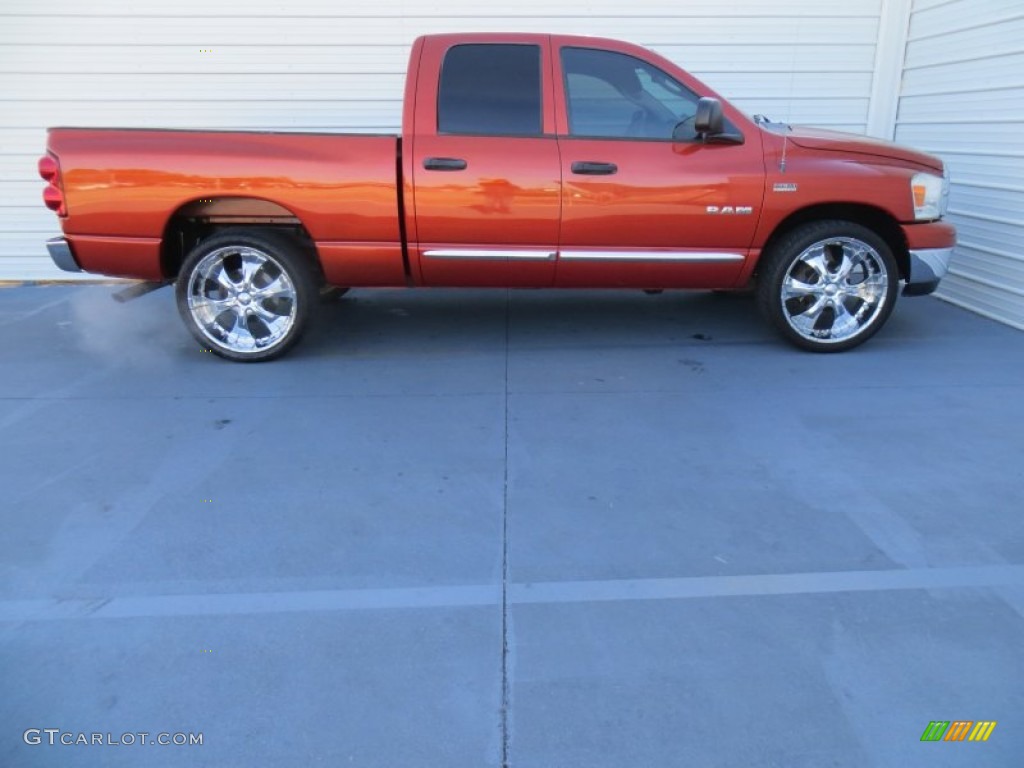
[553,44,765,288]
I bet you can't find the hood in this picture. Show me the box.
[782,125,943,172]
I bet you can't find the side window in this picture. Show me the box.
[561,47,701,140]
[438,44,542,136]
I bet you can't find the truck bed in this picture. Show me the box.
[47,127,405,284]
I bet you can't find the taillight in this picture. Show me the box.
[43,185,65,212]
[38,155,58,182]
[38,153,66,216]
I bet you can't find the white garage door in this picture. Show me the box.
[1,0,883,280]
[896,0,1024,330]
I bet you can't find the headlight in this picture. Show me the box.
[911,172,948,221]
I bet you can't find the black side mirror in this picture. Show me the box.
[694,97,724,136]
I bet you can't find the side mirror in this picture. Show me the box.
[694,97,724,136]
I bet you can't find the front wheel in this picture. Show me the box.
[756,220,899,352]
[175,229,317,362]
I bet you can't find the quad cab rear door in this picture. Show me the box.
[406,35,561,287]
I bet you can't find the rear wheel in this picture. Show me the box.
[756,220,899,352]
[175,229,317,361]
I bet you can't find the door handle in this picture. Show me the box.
[571,161,618,175]
[423,157,468,171]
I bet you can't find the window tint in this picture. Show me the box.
[438,44,543,136]
[562,47,701,140]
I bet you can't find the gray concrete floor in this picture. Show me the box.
[1,284,1022,767]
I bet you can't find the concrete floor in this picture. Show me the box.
[1,284,1022,767]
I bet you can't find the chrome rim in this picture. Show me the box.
[780,237,889,344]
[186,245,298,353]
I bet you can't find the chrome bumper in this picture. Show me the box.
[904,246,953,296]
[46,236,81,273]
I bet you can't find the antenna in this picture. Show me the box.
[779,19,800,174]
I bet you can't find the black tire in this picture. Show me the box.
[175,228,318,362]
[756,220,900,352]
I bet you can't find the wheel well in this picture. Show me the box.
[759,204,909,281]
[160,197,319,280]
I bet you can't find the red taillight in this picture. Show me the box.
[38,153,66,216]
[43,185,65,214]
[38,154,59,182]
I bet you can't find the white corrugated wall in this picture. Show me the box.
[895,0,1024,329]
[1,0,883,280]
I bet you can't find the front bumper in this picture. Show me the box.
[904,246,954,296]
[46,236,82,273]
[900,220,956,296]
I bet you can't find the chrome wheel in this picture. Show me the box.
[186,245,298,354]
[757,220,899,352]
[779,237,889,344]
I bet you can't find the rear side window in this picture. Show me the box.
[438,44,543,136]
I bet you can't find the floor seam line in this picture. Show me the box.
[501,288,511,768]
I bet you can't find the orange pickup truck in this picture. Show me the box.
[39,33,955,361]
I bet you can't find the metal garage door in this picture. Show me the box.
[1,0,883,280]
[896,0,1024,330]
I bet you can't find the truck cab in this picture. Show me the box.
[404,33,765,290]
